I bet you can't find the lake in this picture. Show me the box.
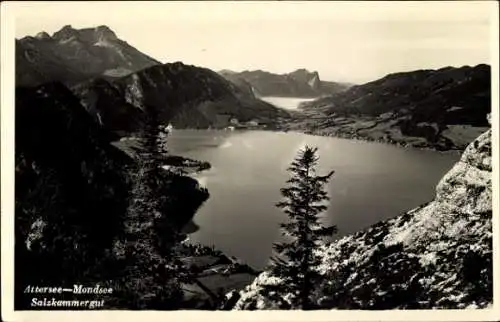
[167,129,460,269]
[259,96,317,110]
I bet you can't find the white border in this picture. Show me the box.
[1,2,16,321]
[2,1,499,322]
[490,0,500,319]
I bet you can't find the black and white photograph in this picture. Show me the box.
[1,1,499,320]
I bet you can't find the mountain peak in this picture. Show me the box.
[61,24,74,31]
[290,69,320,79]
[292,68,312,73]
[288,69,321,90]
[35,31,51,40]
[52,25,78,40]
[51,24,119,43]
[94,25,118,41]
[16,25,161,87]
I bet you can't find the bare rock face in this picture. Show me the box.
[434,130,491,215]
[232,130,492,309]
[16,25,160,86]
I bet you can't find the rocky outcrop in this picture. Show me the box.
[219,69,350,98]
[288,69,322,92]
[16,25,160,87]
[288,64,491,150]
[72,62,288,136]
[231,130,492,309]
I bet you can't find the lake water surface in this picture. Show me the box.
[168,129,460,269]
[259,96,317,110]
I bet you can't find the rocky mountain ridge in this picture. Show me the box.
[219,69,351,98]
[16,25,160,87]
[230,128,492,309]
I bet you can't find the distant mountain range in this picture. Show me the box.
[15,25,491,151]
[16,26,287,135]
[16,25,160,87]
[287,64,491,150]
[219,69,351,98]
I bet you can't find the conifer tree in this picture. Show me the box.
[266,146,336,310]
[117,105,217,309]
[118,104,186,308]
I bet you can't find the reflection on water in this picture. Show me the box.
[169,130,460,269]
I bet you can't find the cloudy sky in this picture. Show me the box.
[11,1,495,83]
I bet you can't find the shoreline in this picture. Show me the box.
[167,126,468,154]
[118,120,474,155]
[284,128,466,154]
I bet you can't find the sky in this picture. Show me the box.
[10,1,496,83]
